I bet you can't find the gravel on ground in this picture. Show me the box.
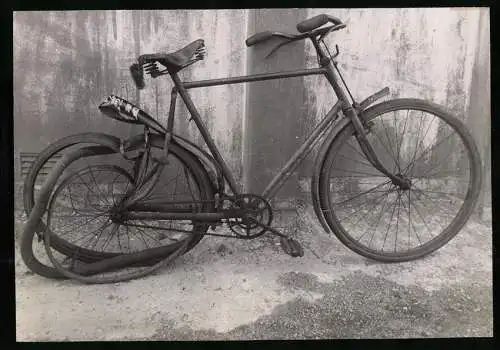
[15,205,492,340]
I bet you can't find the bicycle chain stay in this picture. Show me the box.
[118,194,283,241]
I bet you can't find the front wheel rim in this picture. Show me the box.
[321,101,481,259]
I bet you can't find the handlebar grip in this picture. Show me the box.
[246,31,274,47]
[296,14,342,33]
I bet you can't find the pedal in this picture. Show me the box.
[279,237,304,258]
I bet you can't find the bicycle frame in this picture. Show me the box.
[126,35,397,220]
[171,67,342,201]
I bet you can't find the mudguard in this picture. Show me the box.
[124,133,224,195]
[310,117,351,234]
[311,89,390,235]
[171,135,225,195]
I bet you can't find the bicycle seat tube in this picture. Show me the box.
[311,37,409,189]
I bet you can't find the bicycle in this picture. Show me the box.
[20,14,482,284]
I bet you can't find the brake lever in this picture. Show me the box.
[332,44,340,58]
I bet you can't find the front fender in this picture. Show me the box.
[311,117,352,234]
[311,88,391,234]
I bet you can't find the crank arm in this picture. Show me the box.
[246,218,288,238]
[246,218,303,257]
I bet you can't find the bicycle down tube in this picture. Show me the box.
[169,67,329,198]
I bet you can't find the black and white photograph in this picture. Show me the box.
[13,8,492,341]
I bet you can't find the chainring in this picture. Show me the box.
[225,194,273,239]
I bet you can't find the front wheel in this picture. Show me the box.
[318,99,482,262]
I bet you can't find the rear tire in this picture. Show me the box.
[42,141,214,283]
[20,133,214,280]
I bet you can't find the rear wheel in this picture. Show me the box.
[43,142,214,283]
[20,133,214,280]
[318,99,482,262]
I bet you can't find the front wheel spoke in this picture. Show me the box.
[369,126,400,173]
[109,173,125,206]
[411,185,459,220]
[337,185,395,223]
[416,168,469,180]
[330,167,389,178]
[404,191,433,241]
[354,187,394,242]
[414,153,454,178]
[344,140,378,168]
[333,180,391,206]
[394,192,402,252]
[411,188,465,200]
[381,190,399,251]
[64,185,79,212]
[184,167,197,201]
[366,186,393,247]
[392,111,401,172]
[336,153,379,172]
[404,131,456,176]
[52,212,107,218]
[116,225,123,252]
[408,189,411,249]
[399,190,423,247]
[404,114,436,175]
[396,110,410,171]
[380,116,401,172]
[58,188,109,214]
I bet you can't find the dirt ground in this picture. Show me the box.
[15,204,492,341]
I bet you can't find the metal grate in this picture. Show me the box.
[19,152,62,183]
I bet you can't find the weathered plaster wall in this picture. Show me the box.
[303,8,483,121]
[299,8,490,204]
[13,10,249,182]
[13,9,490,210]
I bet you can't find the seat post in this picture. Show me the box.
[169,72,242,196]
[309,36,330,67]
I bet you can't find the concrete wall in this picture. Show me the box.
[297,8,490,213]
[244,9,308,200]
[13,10,248,183]
[13,9,490,211]
[300,8,489,171]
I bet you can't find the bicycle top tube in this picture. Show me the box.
[129,13,346,90]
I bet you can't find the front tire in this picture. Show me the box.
[318,99,482,262]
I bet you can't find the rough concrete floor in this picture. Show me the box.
[15,205,492,340]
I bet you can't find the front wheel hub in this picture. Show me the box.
[392,174,411,190]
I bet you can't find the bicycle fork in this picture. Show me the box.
[321,55,410,189]
[344,104,411,189]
